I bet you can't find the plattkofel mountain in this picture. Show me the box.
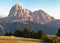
[0,4,60,35]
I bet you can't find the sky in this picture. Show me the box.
[0,0,60,19]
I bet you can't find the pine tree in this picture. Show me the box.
[37,30,44,39]
[23,28,30,38]
[56,28,60,37]
[13,28,23,37]
[5,32,12,36]
[30,31,37,39]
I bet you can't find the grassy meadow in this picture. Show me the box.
[0,36,46,43]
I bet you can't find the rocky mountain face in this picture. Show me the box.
[29,10,54,24]
[8,4,30,21]
[1,4,54,24]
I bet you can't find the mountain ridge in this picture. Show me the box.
[0,4,55,24]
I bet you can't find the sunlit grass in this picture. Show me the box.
[0,36,43,43]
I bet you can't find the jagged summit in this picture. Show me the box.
[8,4,30,21]
[8,4,23,17]
[14,4,22,10]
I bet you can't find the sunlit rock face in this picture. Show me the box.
[8,4,30,21]
[8,4,54,24]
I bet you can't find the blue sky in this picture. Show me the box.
[0,0,60,19]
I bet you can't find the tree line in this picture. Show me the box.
[1,27,60,43]
[5,28,45,39]
[4,28,60,39]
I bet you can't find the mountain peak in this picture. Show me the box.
[8,4,23,17]
[14,4,22,10]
